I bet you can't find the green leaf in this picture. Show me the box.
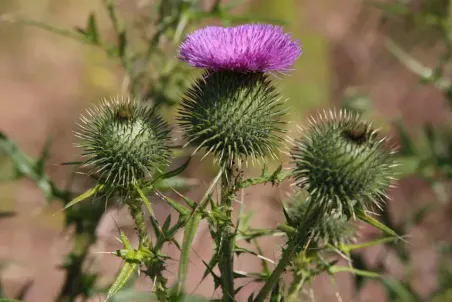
[339,236,398,253]
[394,119,416,156]
[382,278,418,302]
[356,209,401,239]
[329,266,381,278]
[153,176,197,191]
[164,195,191,217]
[0,299,24,302]
[62,184,104,211]
[117,31,127,58]
[150,216,165,242]
[36,136,54,175]
[106,261,138,301]
[119,229,132,250]
[156,157,191,182]
[176,213,201,295]
[133,183,155,217]
[86,13,100,44]
[162,214,172,232]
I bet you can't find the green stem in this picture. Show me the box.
[127,199,150,248]
[219,165,236,302]
[287,270,308,302]
[254,199,321,302]
[253,241,298,302]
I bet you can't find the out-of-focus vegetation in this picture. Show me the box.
[0,0,452,301]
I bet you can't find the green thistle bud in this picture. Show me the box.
[178,71,286,165]
[287,195,356,246]
[291,109,396,217]
[75,97,171,193]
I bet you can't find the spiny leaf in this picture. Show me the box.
[150,216,165,242]
[119,229,132,250]
[62,184,104,211]
[382,278,418,302]
[339,236,398,253]
[0,131,69,201]
[162,214,172,232]
[328,266,381,278]
[163,195,191,216]
[356,209,401,239]
[133,183,155,217]
[176,213,202,295]
[153,157,191,184]
[106,261,138,301]
[201,253,219,282]
[153,176,197,191]
[201,258,221,289]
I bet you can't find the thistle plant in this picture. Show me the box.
[0,2,404,301]
[178,23,301,302]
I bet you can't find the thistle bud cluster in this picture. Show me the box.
[71,22,397,302]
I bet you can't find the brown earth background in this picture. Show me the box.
[0,0,451,301]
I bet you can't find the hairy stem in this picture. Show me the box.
[219,164,236,302]
[254,199,321,302]
[254,241,298,302]
[287,271,308,302]
[127,198,150,248]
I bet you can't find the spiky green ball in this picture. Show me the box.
[291,110,396,217]
[75,97,171,191]
[178,71,286,165]
[287,195,356,246]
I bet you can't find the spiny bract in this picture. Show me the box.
[178,71,286,165]
[287,195,356,246]
[291,109,396,218]
[75,97,171,192]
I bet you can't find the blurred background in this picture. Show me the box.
[1,0,452,301]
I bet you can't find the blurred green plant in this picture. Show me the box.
[337,1,452,301]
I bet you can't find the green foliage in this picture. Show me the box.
[178,71,286,165]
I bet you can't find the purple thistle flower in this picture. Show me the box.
[179,24,302,73]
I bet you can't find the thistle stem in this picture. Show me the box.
[219,164,236,302]
[287,271,308,302]
[254,199,321,302]
[127,198,150,248]
[253,240,298,302]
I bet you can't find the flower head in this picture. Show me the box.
[75,97,171,194]
[178,71,286,165]
[179,24,302,73]
[291,110,396,218]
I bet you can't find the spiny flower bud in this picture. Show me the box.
[287,195,356,246]
[291,109,396,218]
[75,97,171,193]
[178,71,286,165]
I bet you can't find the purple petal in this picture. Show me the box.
[179,24,302,73]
